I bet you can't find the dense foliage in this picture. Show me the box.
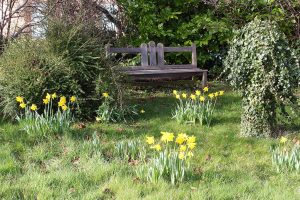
[0,38,73,117]
[224,19,300,137]
[117,0,300,76]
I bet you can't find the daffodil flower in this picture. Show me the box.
[190,94,196,100]
[180,145,187,152]
[146,136,155,144]
[16,96,24,103]
[30,104,37,111]
[102,92,109,98]
[200,96,205,102]
[179,152,185,160]
[43,98,49,105]
[46,93,51,100]
[61,105,68,111]
[20,102,26,109]
[280,136,288,144]
[52,93,57,99]
[70,96,76,103]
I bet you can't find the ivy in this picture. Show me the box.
[224,18,300,137]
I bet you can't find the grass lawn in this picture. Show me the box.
[0,83,299,199]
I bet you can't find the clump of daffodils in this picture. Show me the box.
[270,136,300,172]
[172,87,224,126]
[136,131,197,185]
[96,92,138,123]
[15,93,77,137]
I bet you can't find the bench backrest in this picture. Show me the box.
[106,41,197,70]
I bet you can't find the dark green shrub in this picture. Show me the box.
[45,21,111,118]
[224,19,300,137]
[0,38,76,117]
[0,22,120,119]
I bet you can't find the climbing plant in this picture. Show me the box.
[224,18,300,137]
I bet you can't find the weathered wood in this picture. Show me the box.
[149,41,157,66]
[105,41,208,86]
[108,47,141,54]
[125,70,205,82]
[191,43,197,67]
[140,43,148,67]
[125,68,205,75]
[157,43,164,66]
[121,64,198,71]
[202,70,208,88]
[164,46,193,52]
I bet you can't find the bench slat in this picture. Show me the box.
[108,47,141,53]
[164,46,193,52]
[125,68,207,75]
[121,64,197,71]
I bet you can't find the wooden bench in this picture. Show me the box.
[106,41,208,87]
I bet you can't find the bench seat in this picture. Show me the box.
[124,68,207,82]
[106,41,208,87]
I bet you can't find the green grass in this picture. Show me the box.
[0,84,300,199]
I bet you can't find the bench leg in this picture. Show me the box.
[202,71,208,88]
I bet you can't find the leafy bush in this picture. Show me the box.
[224,18,300,137]
[0,22,119,119]
[136,132,197,185]
[0,38,75,117]
[271,137,300,172]
[15,93,77,138]
[46,21,115,118]
[172,87,224,126]
[96,92,138,123]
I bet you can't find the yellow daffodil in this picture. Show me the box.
[175,94,180,99]
[200,96,205,102]
[46,93,51,100]
[187,151,194,158]
[208,93,214,99]
[43,98,49,105]
[219,91,224,96]
[280,136,288,144]
[151,144,161,151]
[146,136,155,145]
[195,90,201,96]
[20,102,26,109]
[140,109,145,114]
[16,96,24,103]
[175,134,186,145]
[179,152,185,160]
[188,142,196,150]
[203,87,209,92]
[182,93,187,99]
[52,93,57,99]
[214,92,219,97]
[180,145,187,152]
[190,94,196,100]
[58,101,65,107]
[59,96,67,105]
[161,132,174,143]
[173,90,178,95]
[102,92,109,98]
[61,105,68,111]
[70,96,76,103]
[187,136,196,143]
[30,104,37,111]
